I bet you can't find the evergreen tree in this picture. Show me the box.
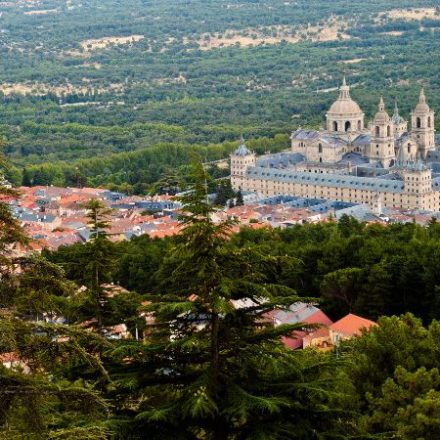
[107,160,349,439]
[235,189,244,206]
[0,157,109,438]
[82,199,117,326]
[320,267,363,317]
[13,255,76,321]
[21,168,32,187]
[214,180,235,207]
[0,150,28,289]
[360,366,440,439]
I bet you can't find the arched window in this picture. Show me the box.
[333,121,338,132]
[428,116,432,128]
[318,143,322,153]
[408,144,411,153]
[387,126,391,137]
[345,121,351,132]
[375,126,380,137]
[358,120,362,131]
[416,117,421,129]
[319,157,322,163]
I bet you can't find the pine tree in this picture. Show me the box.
[0,156,110,438]
[107,160,348,439]
[235,189,244,206]
[21,168,32,187]
[0,150,28,282]
[82,199,117,325]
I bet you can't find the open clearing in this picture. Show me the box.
[24,8,57,15]
[194,17,350,50]
[341,58,366,64]
[381,31,404,36]
[0,82,124,96]
[80,35,144,51]
[378,8,439,21]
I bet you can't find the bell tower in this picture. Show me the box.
[230,137,256,191]
[411,89,435,158]
[367,98,395,168]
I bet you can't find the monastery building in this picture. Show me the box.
[231,78,440,212]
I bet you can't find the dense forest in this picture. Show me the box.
[4,161,440,438]
[0,0,440,191]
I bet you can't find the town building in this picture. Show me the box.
[303,313,377,350]
[231,79,440,212]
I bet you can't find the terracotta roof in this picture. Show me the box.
[330,313,377,337]
[0,352,21,363]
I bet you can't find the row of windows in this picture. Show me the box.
[250,185,437,208]
[253,173,404,190]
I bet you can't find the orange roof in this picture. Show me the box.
[0,352,21,363]
[330,313,377,337]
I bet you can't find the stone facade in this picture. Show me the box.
[231,79,440,212]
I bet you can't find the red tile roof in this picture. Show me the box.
[282,309,333,350]
[330,313,377,337]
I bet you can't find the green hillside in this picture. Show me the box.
[1,0,440,190]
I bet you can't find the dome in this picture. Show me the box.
[326,78,364,117]
[392,114,406,124]
[392,103,406,124]
[328,99,363,116]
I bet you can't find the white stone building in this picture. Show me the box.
[231,79,440,212]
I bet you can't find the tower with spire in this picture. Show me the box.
[230,136,256,190]
[367,97,396,168]
[411,88,435,159]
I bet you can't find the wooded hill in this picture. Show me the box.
[0,0,439,191]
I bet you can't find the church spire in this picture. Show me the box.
[419,88,426,104]
[378,96,385,112]
[339,76,350,100]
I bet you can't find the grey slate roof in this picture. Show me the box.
[272,302,321,325]
[335,204,379,222]
[246,167,406,193]
[291,129,320,141]
[427,149,440,163]
[431,163,440,173]
[337,152,369,165]
[64,221,86,230]
[15,212,56,223]
[319,135,347,147]
[257,152,305,168]
[233,138,253,157]
[352,133,371,147]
